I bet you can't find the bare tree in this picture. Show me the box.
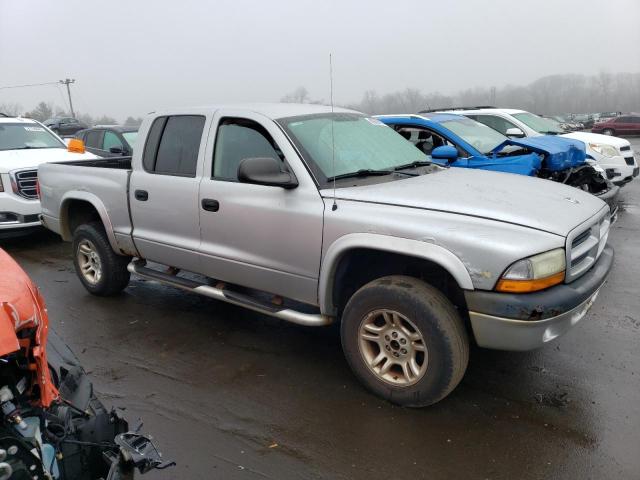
[124,116,144,126]
[24,102,54,121]
[281,86,311,103]
[93,115,118,126]
[0,102,22,116]
[77,112,95,127]
[335,72,640,116]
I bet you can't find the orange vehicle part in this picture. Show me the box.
[0,249,59,407]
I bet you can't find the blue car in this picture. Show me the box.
[378,113,617,209]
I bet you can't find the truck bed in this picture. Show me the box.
[38,157,134,250]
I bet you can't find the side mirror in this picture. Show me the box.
[505,127,525,138]
[431,145,458,161]
[109,146,125,155]
[238,157,298,189]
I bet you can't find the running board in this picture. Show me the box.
[127,259,333,327]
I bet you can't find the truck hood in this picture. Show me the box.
[562,131,631,148]
[322,168,606,237]
[0,148,96,173]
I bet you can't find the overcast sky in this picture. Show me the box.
[1,0,639,119]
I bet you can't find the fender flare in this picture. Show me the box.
[318,233,474,315]
[59,191,120,252]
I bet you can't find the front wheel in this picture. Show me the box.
[602,128,615,136]
[72,222,131,296]
[341,276,469,407]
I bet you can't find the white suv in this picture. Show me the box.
[0,115,96,237]
[433,108,638,186]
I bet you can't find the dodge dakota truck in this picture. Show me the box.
[38,104,614,407]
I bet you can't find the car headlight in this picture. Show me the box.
[496,249,565,293]
[589,143,618,158]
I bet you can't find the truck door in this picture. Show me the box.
[129,114,208,273]
[197,112,324,306]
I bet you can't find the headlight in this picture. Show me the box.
[589,143,618,158]
[496,249,565,293]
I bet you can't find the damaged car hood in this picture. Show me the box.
[491,135,587,171]
[322,168,606,236]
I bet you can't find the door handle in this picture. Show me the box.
[134,189,149,201]
[201,198,220,212]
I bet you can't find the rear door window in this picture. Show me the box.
[85,130,103,148]
[103,131,123,151]
[472,115,517,135]
[142,115,205,176]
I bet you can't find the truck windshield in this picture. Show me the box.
[278,113,426,183]
[512,112,564,135]
[439,118,507,154]
[0,123,65,151]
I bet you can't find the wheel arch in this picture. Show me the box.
[59,192,119,252]
[319,233,474,316]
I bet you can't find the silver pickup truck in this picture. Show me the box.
[39,104,614,407]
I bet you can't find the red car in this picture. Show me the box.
[0,248,170,479]
[592,114,640,136]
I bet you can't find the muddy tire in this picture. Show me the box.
[72,222,131,296]
[341,275,469,407]
[602,128,615,136]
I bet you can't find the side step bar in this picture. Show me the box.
[127,259,334,327]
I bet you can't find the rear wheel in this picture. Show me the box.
[72,222,131,296]
[341,275,469,407]
[602,128,615,136]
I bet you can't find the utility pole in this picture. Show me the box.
[59,78,76,117]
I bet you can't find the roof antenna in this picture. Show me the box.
[329,53,338,211]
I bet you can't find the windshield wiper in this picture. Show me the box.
[327,168,416,182]
[393,160,432,171]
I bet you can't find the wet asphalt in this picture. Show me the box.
[2,139,639,480]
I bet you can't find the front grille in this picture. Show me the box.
[566,208,610,282]
[13,169,38,199]
[571,230,591,248]
[620,145,631,152]
[625,156,635,166]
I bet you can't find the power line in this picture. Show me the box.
[0,81,59,90]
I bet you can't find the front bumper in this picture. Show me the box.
[598,155,638,186]
[0,213,42,237]
[595,184,619,215]
[1,188,42,234]
[464,246,614,351]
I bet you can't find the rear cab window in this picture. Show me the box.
[142,115,206,176]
